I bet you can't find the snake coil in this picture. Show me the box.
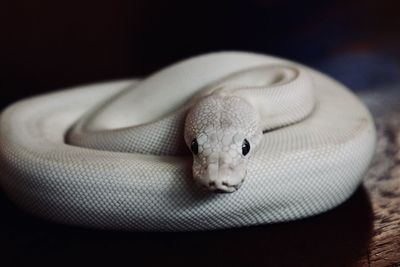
[0,52,376,231]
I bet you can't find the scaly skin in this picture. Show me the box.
[184,93,263,192]
[0,52,376,231]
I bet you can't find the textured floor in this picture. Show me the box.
[355,87,400,266]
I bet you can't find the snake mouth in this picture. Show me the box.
[194,159,247,193]
[204,177,245,193]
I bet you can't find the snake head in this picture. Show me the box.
[184,94,262,193]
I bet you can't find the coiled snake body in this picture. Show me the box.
[0,52,376,231]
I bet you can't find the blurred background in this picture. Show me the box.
[1,0,400,110]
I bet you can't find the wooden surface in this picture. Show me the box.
[0,89,399,267]
[359,92,400,267]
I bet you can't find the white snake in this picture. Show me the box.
[0,52,376,231]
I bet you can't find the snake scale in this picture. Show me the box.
[0,52,376,231]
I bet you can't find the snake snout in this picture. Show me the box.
[195,160,247,193]
[209,178,245,193]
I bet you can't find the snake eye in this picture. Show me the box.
[191,138,199,155]
[242,139,250,156]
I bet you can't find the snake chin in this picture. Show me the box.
[197,178,245,193]
[193,161,247,193]
[212,178,245,193]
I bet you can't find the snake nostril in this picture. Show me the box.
[209,181,215,187]
[222,181,230,187]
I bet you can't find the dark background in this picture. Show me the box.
[1,1,400,266]
[1,0,400,108]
